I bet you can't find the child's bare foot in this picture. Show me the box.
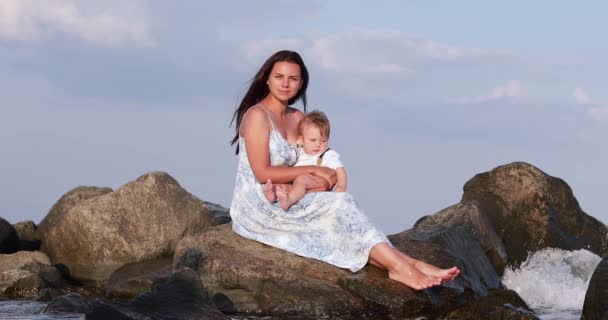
[388,261,441,290]
[262,179,276,203]
[276,187,291,210]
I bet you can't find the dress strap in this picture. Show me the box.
[257,105,276,130]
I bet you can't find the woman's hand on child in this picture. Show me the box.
[308,167,336,191]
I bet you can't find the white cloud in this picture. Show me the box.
[239,38,308,64]
[307,28,486,75]
[588,107,608,121]
[452,80,526,104]
[574,87,608,121]
[0,0,153,47]
[574,87,591,105]
[240,28,490,77]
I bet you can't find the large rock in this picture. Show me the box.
[37,172,215,285]
[14,220,37,242]
[581,257,608,320]
[390,201,508,296]
[44,292,91,314]
[462,162,608,269]
[0,269,45,298]
[0,217,18,253]
[174,223,475,319]
[202,201,231,225]
[0,251,63,298]
[14,220,41,251]
[442,289,539,320]
[86,268,228,320]
[0,251,51,271]
[105,257,173,300]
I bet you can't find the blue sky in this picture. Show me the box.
[1,1,606,234]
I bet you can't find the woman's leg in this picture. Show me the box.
[368,243,440,290]
[393,249,460,281]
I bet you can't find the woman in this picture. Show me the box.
[229,50,459,290]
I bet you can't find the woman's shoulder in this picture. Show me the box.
[240,105,271,131]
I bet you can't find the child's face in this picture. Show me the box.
[298,124,328,155]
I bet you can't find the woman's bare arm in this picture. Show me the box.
[240,107,336,187]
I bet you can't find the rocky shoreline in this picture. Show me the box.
[1,162,607,319]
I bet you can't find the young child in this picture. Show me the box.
[263,110,347,210]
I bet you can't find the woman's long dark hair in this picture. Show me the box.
[230,50,309,154]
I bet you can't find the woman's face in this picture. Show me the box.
[266,61,302,103]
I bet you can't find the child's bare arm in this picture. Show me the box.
[334,167,347,192]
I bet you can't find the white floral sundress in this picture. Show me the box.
[229,106,391,272]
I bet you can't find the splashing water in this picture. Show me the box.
[502,248,602,316]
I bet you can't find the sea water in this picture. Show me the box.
[502,247,602,319]
[1,248,602,319]
[0,300,83,319]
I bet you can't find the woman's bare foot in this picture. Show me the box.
[276,187,291,210]
[388,261,441,290]
[262,179,276,203]
[413,260,460,282]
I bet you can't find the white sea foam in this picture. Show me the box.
[502,247,602,314]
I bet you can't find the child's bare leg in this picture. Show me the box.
[277,174,314,210]
[262,179,276,203]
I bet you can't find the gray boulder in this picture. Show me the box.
[442,289,539,320]
[86,268,228,320]
[14,220,41,251]
[105,257,173,300]
[37,172,215,285]
[0,251,62,298]
[391,201,508,296]
[44,292,91,314]
[174,223,470,319]
[14,220,37,242]
[0,250,52,271]
[0,217,18,253]
[581,257,608,320]
[462,162,608,269]
[202,201,231,225]
[0,269,44,298]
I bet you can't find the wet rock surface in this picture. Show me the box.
[581,257,608,320]
[43,292,91,314]
[390,201,507,296]
[105,257,173,300]
[86,268,228,320]
[440,289,539,320]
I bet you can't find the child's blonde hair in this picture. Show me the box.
[297,110,330,137]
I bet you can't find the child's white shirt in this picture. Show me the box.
[294,148,344,169]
